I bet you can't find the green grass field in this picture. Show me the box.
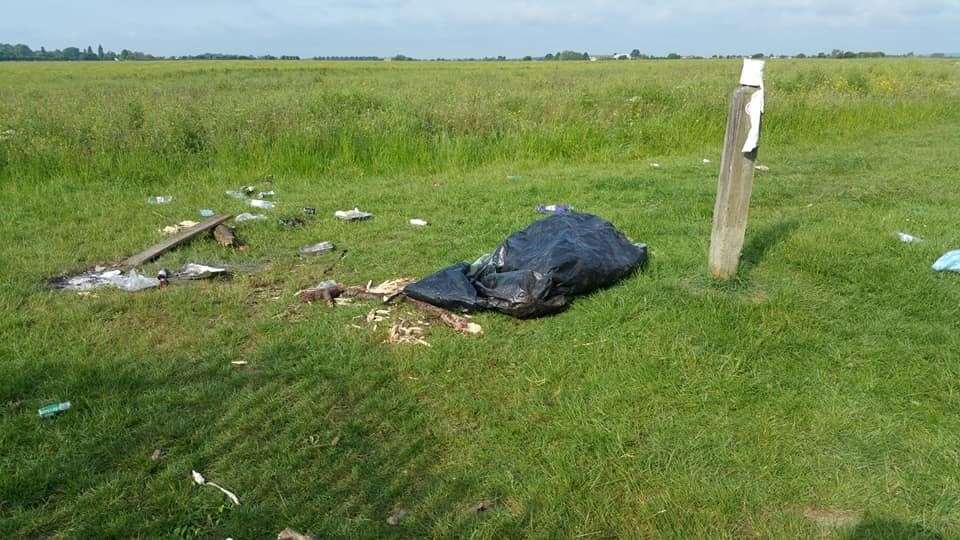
[2,58,960,538]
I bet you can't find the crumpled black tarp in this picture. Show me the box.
[404,212,647,318]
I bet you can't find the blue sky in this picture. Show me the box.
[3,1,959,57]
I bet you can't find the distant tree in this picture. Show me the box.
[544,53,554,60]
[630,49,641,59]
[796,53,807,58]
[666,52,681,59]
[522,55,532,61]
[98,44,104,59]
[63,46,81,60]
[751,52,765,59]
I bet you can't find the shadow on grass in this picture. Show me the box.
[844,518,943,540]
[738,218,800,279]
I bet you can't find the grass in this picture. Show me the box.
[1,58,960,538]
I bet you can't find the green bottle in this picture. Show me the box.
[38,401,71,418]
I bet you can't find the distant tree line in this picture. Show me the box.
[2,42,948,63]
[0,43,157,61]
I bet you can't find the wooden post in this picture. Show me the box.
[709,60,764,279]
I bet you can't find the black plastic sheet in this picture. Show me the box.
[405,212,647,318]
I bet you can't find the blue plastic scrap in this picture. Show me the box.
[933,250,960,272]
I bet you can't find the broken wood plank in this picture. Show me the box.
[213,224,239,248]
[123,214,233,269]
[404,296,483,336]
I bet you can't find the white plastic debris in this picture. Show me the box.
[235,213,267,223]
[650,163,661,168]
[191,470,240,506]
[176,263,227,280]
[256,190,275,199]
[896,232,922,244]
[933,250,960,272]
[754,164,770,172]
[200,209,216,217]
[225,190,247,200]
[335,207,373,221]
[702,158,712,164]
[299,241,335,256]
[147,196,173,205]
[409,219,428,227]
[249,199,275,210]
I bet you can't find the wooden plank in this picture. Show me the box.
[708,85,760,279]
[123,214,233,268]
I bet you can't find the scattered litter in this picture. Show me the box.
[58,269,160,292]
[536,204,573,215]
[469,500,496,514]
[279,216,305,228]
[127,215,234,268]
[256,190,275,199]
[277,528,314,540]
[200,208,216,217]
[38,401,71,418]
[231,361,248,367]
[754,164,770,172]
[299,241,335,256]
[249,199,275,210]
[191,470,240,506]
[235,212,267,223]
[241,185,257,195]
[702,159,712,164]
[147,196,173,205]
[334,207,373,221]
[157,268,170,287]
[302,207,317,216]
[405,212,647,318]
[150,449,162,461]
[386,508,409,526]
[388,320,430,346]
[650,163,661,168]
[176,263,228,280]
[933,250,960,272]
[896,231,922,244]
[225,190,247,200]
[159,221,199,236]
[409,219,429,227]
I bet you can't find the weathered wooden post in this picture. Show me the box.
[709,59,765,279]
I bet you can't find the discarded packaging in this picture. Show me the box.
[405,212,647,318]
[159,220,199,236]
[191,470,240,506]
[386,508,409,526]
[235,213,267,223]
[249,199,275,210]
[933,250,960,272]
[277,528,315,540]
[334,208,373,221]
[147,196,173,205]
[536,204,572,215]
[279,216,305,228]
[409,219,429,227]
[38,401,71,418]
[754,164,770,172]
[225,190,247,200]
[257,190,276,199]
[200,209,216,217]
[896,232,922,244]
[299,241,334,256]
[176,263,227,280]
[702,159,712,164]
[650,163,661,168]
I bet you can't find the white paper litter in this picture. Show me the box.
[191,470,240,506]
[335,207,373,221]
[409,219,428,227]
[176,263,227,280]
[896,232,922,244]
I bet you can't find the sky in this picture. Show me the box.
[3,0,959,58]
